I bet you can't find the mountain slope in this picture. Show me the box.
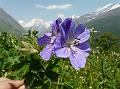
[77,3,120,35]
[0,8,26,35]
[86,7,120,35]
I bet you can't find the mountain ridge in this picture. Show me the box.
[0,8,26,35]
[77,3,120,35]
[18,3,120,35]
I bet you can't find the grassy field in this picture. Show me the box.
[0,31,120,89]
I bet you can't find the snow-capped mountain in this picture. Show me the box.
[0,8,26,35]
[18,3,120,35]
[18,18,51,35]
[84,3,120,35]
[95,3,120,13]
[77,3,120,23]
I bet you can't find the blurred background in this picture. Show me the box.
[0,0,120,89]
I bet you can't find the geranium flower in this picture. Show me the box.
[37,18,62,60]
[54,18,91,70]
[38,18,91,70]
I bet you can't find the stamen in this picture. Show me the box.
[73,38,80,46]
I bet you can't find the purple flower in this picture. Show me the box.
[37,18,62,60]
[37,18,91,70]
[54,18,91,70]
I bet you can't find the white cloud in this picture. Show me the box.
[35,4,45,9]
[57,13,64,18]
[71,15,80,19]
[18,20,26,27]
[18,18,50,29]
[25,18,44,28]
[35,4,72,10]
[18,14,81,29]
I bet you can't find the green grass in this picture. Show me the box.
[0,31,120,89]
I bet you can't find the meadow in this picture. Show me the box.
[0,30,120,89]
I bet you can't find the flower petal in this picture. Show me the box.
[74,24,85,38]
[37,34,51,46]
[68,20,75,40]
[40,45,53,60]
[77,40,90,50]
[72,45,90,57]
[79,47,91,56]
[51,18,62,35]
[77,28,90,43]
[55,47,71,58]
[53,33,64,49]
[60,18,76,43]
[60,18,72,41]
[61,18,72,31]
[70,48,86,70]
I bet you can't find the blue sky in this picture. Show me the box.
[0,0,120,21]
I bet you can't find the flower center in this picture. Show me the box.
[72,38,80,46]
[67,38,80,47]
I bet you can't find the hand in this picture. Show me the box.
[0,77,25,89]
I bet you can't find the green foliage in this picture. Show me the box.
[96,32,119,50]
[0,31,120,89]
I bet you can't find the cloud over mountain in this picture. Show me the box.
[35,4,72,10]
[18,18,51,35]
[18,18,50,28]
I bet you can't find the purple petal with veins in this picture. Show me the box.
[77,29,90,43]
[69,46,87,69]
[37,34,51,46]
[70,52,86,70]
[77,40,90,50]
[55,47,71,58]
[74,24,85,39]
[40,44,53,60]
[51,18,62,36]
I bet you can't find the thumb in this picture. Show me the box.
[8,80,24,88]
